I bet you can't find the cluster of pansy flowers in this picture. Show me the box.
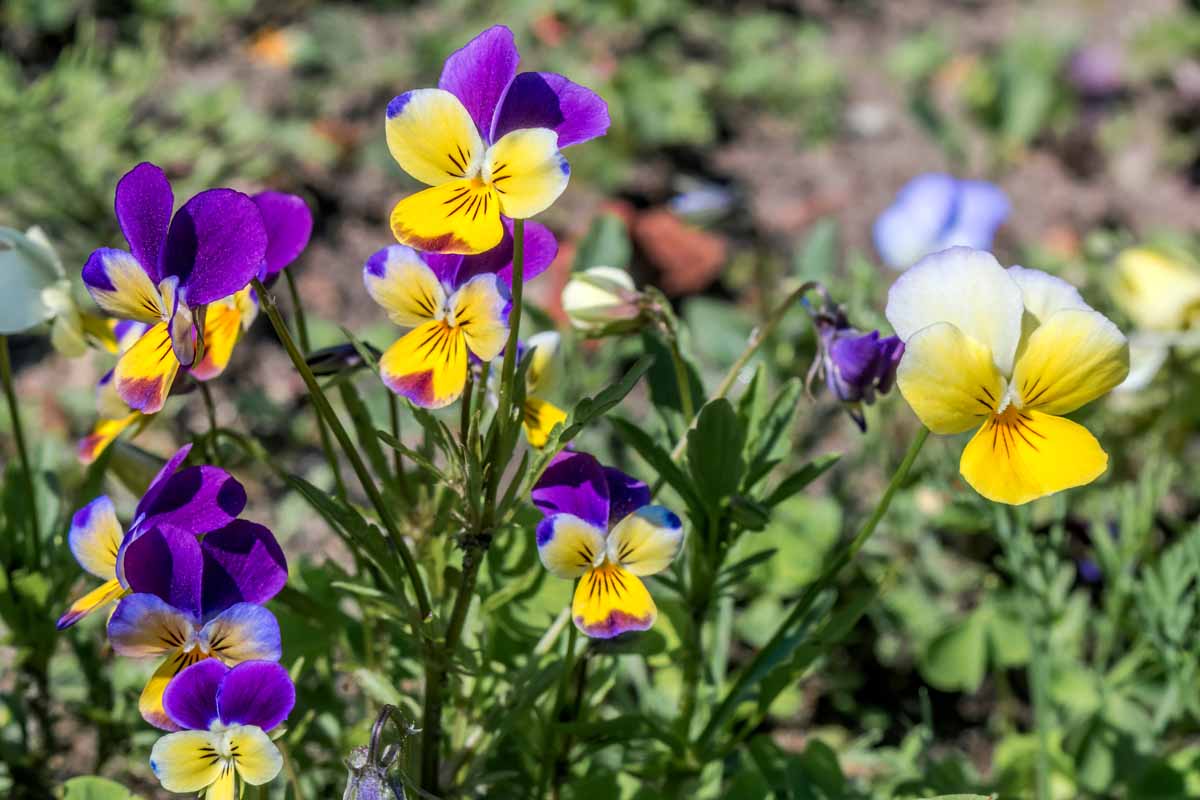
[58,445,293,796]
[77,162,312,463]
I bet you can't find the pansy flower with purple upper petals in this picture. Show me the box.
[873,173,1010,270]
[532,451,684,638]
[58,444,247,629]
[191,192,313,382]
[107,521,287,730]
[82,162,268,413]
[385,25,608,254]
[362,237,557,408]
[150,660,295,798]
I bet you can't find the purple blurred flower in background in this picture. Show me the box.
[811,307,904,432]
[873,173,1010,270]
[150,660,295,797]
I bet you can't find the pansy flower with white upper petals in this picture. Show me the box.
[150,659,295,799]
[107,521,287,730]
[886,247,1129,505]
[385,25,608,254]
[82,162,268,413]
[58,444,247,628]
[363,229,557,408]
[532,451,684,638]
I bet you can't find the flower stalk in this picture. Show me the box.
[0,334,40,564]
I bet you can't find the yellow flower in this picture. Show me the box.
[520,331,567,448]
[1110,247,1200,333]
[886,247,1129,505]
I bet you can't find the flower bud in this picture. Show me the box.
[813,308,904,431]
[561,266,643,335]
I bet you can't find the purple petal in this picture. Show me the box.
[603,467,649,525]
[161,189,268,305]
[421,252,465,286]
[531,451,610,528]
[438,25,520,143]
[115,162,174,282]
[875,336,904,394]
[454,219,558,288]
[137,466,248,538]
[121,527,204,618]
[938,180,1010,252]
[199,520,288,616]
[829,331,883,402]
[492,72,610,148]
[216,661,296,731]
[136,444,194,516]
[253,192,313,279]
[163,659,227,730]
[872,173,958,270]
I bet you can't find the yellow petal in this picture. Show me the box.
[378,321,468,409]
[229,724,284,785]
[385,88,484,186]
[959,409,1108,505]
[191,298,245,381]
[449,273,509,361]
[57,578,127,630]
[524,397,567,448]
[363,246,446,327]
[78,413,140,464]
[150,730,225,793]
[886,247,1026,374]
[484,128,569,219]
[205,767,236,800]
[572,563,657,639]
[525,331,561,395]
[1012,309,1129,416]
[113,321,180,414]
[1111,247,1200,332]
[84,249,165,323]
[390,180,502,255]
[536,514,606,579]
[895,321,1003,434]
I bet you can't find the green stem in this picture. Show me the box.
[422,220,525,795]
[666,334,696,423]
[252,278,430,621]
[283,268,348,501]
[198,382,221,465]
[539,616,579,798]
[697,426,928,749]
[670,282,816,461]
[387,391,414,505]
[0,335,40,565]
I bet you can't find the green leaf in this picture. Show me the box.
[337,381,393,489]
[572,213,631,272]
[920,609,989,693]
[543,355,655,452]
[762,454,841,508]
[743,378,804,489]
[588,629,667,657]
[686,399,746,508]
[60,776,143,800]
[641,331,704,422]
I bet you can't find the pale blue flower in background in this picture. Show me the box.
[873,173,1010,270]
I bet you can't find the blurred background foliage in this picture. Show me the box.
[4,1,1200,798]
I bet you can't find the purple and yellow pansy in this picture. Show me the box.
[82,163,269,414]
[150,660,295,799]
[108,520,286,730]
[58,444,247,629]
[385,25,608,254]
[532,451,684,638]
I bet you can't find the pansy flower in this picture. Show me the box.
[519,331,567,447]
[83,162,268,413]
[886,247,1129,505]
[107,521,287,729]
[812,307,903,431]
[58,444,247,628]
[362,235,560,408]
[385,25,608,254]
[1109,247,1200,391]
[192,191,313,381]
[532,451,684,638]
[873,174,1010,270]
[150,660,294,798]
